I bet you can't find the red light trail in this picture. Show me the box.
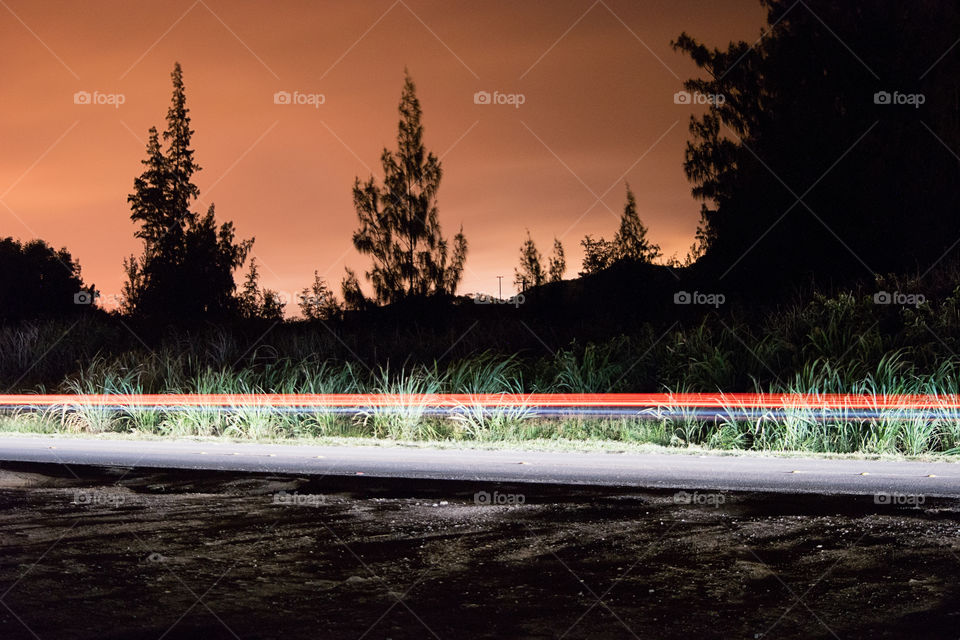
[0,393,958,418]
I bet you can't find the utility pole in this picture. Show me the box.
[496,276,503,301]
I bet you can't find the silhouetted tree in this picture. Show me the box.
[613,185,660,263]
[0,237,92,322]
[341,268,367,311]
[548,238,566,282]
[238,257,261,317]
[299,271,342,320]
[578,186,661,276]
[674,0,960,285]
[124,62,252,319]
[259,290,286,321]
[350,71,468,304]
[514,230,545,290]
[579,235,615,276]
[236,257,284,320]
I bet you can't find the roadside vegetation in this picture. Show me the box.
[2,353,959,456]
[4,269,960,456]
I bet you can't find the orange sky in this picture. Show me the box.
[0,0,766,312]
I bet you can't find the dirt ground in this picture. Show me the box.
[0,462,958,640]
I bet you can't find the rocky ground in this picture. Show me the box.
[0,461,958,639]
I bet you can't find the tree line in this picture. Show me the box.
[121,64,473,322]
[512,183,663,292]
[673,0,960,288]
[7,61,662,323]
[5,0,959,323]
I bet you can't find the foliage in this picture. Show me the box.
[298,271,342,320]
[547,238,566,283]
[613,185,661,263]
[0,237,92,322]
[124,62,253,319]
[673,0,960,284]
[340,268,367,311]
[579,185,661,275]
[350,71,467,304]
[1,314,958,454]
[579,235,615,276]
[238,258,286,320]
[514,229,545,290]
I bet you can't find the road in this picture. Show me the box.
[0,435,956,496]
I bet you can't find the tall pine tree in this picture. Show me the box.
[514,230,545,290]
[350,71,467,305]
[613,184,660,264]
[577,186,660,276]
[548,238,566,282]
[124,62,252,319]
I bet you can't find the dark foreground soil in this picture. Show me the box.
[0,462,958,640]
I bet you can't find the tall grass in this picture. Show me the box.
[0,345,953,455]
[3,281,960,455]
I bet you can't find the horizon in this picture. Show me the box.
[1,0,766,313]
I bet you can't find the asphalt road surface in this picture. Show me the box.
[0,435,956,496]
